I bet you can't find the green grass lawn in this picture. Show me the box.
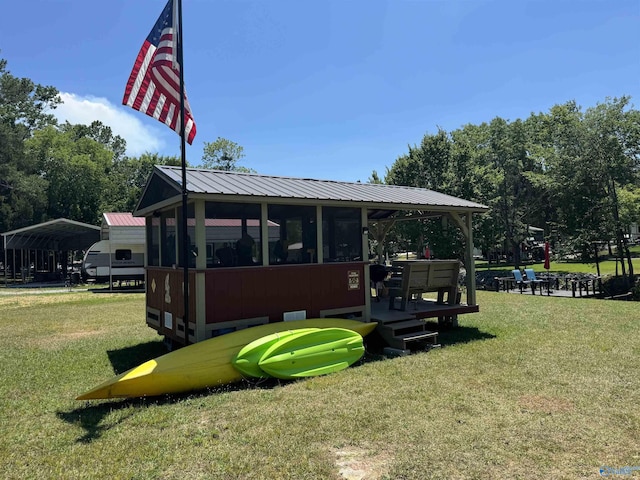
[0,291,638,479]
[476,257,640,276]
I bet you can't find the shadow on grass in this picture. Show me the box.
[57,401,139,443]
[107,340,167,374]
[58,325,496,443]
[361,325,495,367]
[57,378,283,443]
[425,322,496,347]
[364,324,495,356]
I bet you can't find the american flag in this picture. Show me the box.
[122,0,196,144]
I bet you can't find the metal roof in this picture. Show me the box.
[103,212,146,227]
[136,166,488,215]
[2,218,101,250]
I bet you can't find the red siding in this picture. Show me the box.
[204,263,365,323]
[146,268,196,337]
[146,264,366,340]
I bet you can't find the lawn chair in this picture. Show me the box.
[524,268,547,295]
[512,269,534,294]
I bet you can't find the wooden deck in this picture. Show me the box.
[370,296,479,350]
[371,297,479,323]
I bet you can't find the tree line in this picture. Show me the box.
[375,97,639,278]
[1,56,638,277]
[0,57,249,233]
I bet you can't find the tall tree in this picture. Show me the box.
[368,170,383,184]
[539,97,640,280]
[385,129,466,260]
[0,56,60,231]
[59,120,126,163]
[201,137,254,172]
[449,122,501,259]
[25,126,112,225]
[486,117,536,267]
[581,97,639,279]
[102,153,181,213]
[381,97,639,273]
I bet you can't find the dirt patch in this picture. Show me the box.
[333,446,392,480]
[518,395,575,414]
[0,293,81,310]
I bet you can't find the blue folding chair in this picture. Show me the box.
[525,268,547,295]
[512,269,534,294]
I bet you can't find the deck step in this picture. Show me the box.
[377,320,426,335]
[390,331,439,350]
[396,331,438,342]
[372,311,416,324]
[378,330,439,351]
[375,318,438,350]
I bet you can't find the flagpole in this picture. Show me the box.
[176,0,190,346]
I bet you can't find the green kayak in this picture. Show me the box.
[258,328,364,379]
[232,328,319,378]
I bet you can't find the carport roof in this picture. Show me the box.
[2,218,101,250]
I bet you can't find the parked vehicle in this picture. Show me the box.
[82,213,146,284]
[82,240,145,283]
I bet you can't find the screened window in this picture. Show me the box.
[146,216,160,266]
[160,210,176,267]
[322,207,362,262]
[177,203,196,268]
[205,202,261,267]
[268,205,317,265]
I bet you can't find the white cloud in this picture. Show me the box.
[52,93,165,156]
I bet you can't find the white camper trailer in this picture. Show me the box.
[82,213,146,284]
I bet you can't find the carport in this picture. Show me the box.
[2,218,100,285]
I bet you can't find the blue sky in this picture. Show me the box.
[2,0,639,182]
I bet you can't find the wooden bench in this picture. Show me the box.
[387,260,461,311]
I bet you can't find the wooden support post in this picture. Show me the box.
[465,212,476,305]
[448,212,476,306]
[362,207,371,321]
[261,203,269,266]
[316,205,323,264]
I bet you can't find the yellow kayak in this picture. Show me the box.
[77,319,376,400]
